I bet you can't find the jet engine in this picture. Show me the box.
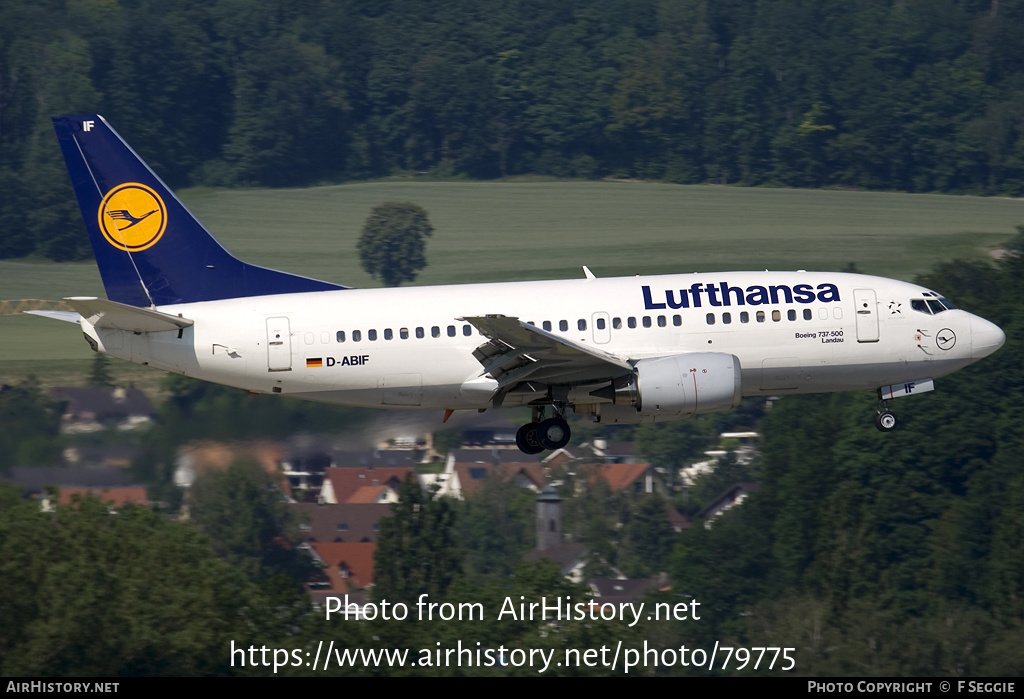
[585,352,742,422]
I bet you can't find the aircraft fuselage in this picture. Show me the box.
[82,270,1001,422]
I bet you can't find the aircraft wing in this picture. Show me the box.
[460,315,633,404]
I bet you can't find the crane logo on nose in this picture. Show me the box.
[936,329,956,351]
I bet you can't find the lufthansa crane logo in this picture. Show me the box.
[97,183,167,252]
[936,328,956,351]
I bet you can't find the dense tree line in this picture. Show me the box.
[3,0,1024,260]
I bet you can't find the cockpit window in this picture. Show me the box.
[912,295,956,315]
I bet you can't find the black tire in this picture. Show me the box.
[536,417,571,451]
[516,422,545,454]
[874,410,896,432]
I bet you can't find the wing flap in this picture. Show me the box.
[461,314,632,390]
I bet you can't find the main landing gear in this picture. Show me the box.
[516,407,571,454]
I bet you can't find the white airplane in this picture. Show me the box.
[34,115,1006,454]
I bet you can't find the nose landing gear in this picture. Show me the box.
[874,401,897,432]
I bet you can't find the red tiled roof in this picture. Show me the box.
[293,503,390,543]
[323,467,414,503]
[310,542,377,593]
[453,462,545,497]
[346,485,387,504]
[585,462,652,491]
[58,486,149,508]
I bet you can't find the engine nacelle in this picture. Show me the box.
[587,352,742,420]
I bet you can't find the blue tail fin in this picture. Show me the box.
[52,114,347,307]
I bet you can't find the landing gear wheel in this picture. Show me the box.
[516,422,545,454]
[536,417,571,451]
[874,410,897,432]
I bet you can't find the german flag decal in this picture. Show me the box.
[306,358,323,368]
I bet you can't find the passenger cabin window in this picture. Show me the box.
[432,326,440,338]
[463,325,472,336]
[384,328,393,340]
[613,317,622,329]
[336,331,346,343]
[578,319,587,331]
[722,312,731,324]
[368,329,378,341]
[643,316,652,328]
[740,311,749,324]
[353,330,361,342]
[628,317,637,329]
[803,309,812,320]
[559,320,568,332]
[415,327,423,339]
[657,315,667,327]
[596,318,606,330]
[706,313,715,325]
[673,315,681,326]
[447,325,456,337]
[543,321,552,331]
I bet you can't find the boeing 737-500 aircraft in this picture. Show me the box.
[34,115,1006,454]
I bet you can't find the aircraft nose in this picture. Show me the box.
[971,316,1006,360]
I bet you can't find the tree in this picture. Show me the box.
[357,202,433,287]
[86,353,114,388]
[0,376,62,471]
[188,459,312,584]
[0,490,252,675]
[373,476,461,604]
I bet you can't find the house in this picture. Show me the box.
[50,486,149,511]
[173,440,284,489]
[445,448,541,468]
[292,503,391,543]
[589,577,665,605]
[317,466,416,504]
[1,466,133,499]
[61,445,140,469]
[49,387,156,434]
[577,462,665,495]
[695,482,760,528]
[440,461,546,499]
[680,431,761,486]
[544,439,637,468]
[666,502,691,532]
[307,541,376,594]
[523,543,589,584]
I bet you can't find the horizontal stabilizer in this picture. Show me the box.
[64,297,194,333]
[24,310,82,324]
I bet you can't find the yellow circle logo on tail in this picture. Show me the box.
[97,183,167,252]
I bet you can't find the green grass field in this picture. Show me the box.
[2,180,1021,386]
